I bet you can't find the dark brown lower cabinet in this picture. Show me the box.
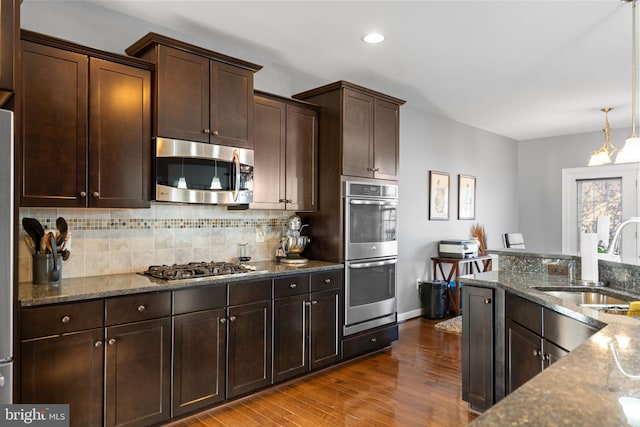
[21,329,104,427]
[273,294,308,383]
[105,317,171,427]
[226,300,272,399]
[506,320,543,393]
[309,288,341,369]
[172,308,227,416]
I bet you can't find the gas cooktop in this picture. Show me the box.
[142,261,265,282]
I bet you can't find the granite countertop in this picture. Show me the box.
[19,260,343,307]
[464,270,640,426]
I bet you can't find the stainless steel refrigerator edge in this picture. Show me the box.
[0,109,14,404]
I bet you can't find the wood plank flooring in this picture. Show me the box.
[164,317,479,427]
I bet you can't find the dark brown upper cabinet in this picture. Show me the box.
[20,31,152,208]
[0,0,18,107]
[126,33,262,149]
[252,92,318,211]
[294,81,405,181]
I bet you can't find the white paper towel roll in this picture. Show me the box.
[581,232,599,282]
[596,216,610,248]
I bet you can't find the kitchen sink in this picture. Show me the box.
[533,287,634,313]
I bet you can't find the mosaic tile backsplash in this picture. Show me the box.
[19,203,292,282]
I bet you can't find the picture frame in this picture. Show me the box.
[429,171,450,220]
[458,174,476,220]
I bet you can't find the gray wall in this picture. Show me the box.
[21,1,521,320]
[517,127,630,253]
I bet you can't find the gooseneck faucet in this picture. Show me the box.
[606,217,640,256]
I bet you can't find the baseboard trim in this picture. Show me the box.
[398,309,423,322]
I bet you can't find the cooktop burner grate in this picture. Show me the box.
[143,261,258,281]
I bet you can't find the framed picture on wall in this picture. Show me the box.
[429,171,450,220]
[458,174,476,220]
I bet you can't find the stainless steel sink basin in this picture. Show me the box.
[541,290,629,307]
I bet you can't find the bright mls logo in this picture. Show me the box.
[0,404,69,426]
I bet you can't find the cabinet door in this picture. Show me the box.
[227,300,272,398]
[310,288,341,370]
[273,294,308,383]
[105,318,171,427]
[173,308,226,416]
[156,45,209,143]
[543,339,569,368]
[506,320,543,394]
[0,0,16,103]
[373,98,399,181]
[252,96,286,209]
[21,329,104,427]
[342,88,374,178]
[461,285,494,411]
[285,104,317,212]
[89,58,151,208]
[210,61,254,148]
[21,41,88,207]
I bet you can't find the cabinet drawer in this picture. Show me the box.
[311,270,343,292]
[342,324,398,360]
[173,285,226,315]
[543,308,598,352]
[22,300,104,339]
[274,274,309,298]
[228,279,272,306]
[506,292,542,335]
[106,292,171,326]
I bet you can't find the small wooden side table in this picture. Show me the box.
[431,255,493,316]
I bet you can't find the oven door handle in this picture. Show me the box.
[349,258,398,269]
[349,199,397,207]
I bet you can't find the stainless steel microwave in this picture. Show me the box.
[155,137,254,205]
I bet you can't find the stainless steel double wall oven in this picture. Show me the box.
[343,181,398,335]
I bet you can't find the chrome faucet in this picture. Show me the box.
[606,217,640,256]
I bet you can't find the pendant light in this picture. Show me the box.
[589,107,617,166]
[617,0,640,163]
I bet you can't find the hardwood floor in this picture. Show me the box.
[164,317,479,427]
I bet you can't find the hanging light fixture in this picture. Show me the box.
[617,0,640,163]
[589,107,617,166]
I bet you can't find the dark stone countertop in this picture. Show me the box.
[464,270,640,426]
[19,260,343,307]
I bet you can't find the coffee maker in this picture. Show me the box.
[279,215,310,264]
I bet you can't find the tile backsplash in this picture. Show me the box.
[19,203,292,282]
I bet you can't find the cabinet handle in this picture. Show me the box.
[94,340,103,348]
[484,298,492,304]
[220,318,227,324]
[137,305,146,312]
[324,278,331,284]
[79,191,87,198]
[370,338,377,343]
[108,338,116,346]
[203,128,211,134]
[61,315,70,324]
[212,130,219,136]
[229,315,237,322]
[290,283,297,289]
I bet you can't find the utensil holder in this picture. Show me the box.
[32,253,62,285]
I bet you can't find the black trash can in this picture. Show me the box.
[419,280,449,319]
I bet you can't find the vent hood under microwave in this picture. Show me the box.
[155,137,254,205]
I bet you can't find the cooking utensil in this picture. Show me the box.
[22,217,45,254]
[56,217,68,245]
[61,249,71,261]
[49,232,60,282]
[24,235,36,255]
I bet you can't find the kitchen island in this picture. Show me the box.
[463,269,640,426]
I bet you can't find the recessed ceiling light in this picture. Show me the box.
[362,33,385,44]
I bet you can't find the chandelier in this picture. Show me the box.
[589,108,617,166]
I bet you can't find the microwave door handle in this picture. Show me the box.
[349,200,397,207]
[232,149,240,201]
[350,258,398,269]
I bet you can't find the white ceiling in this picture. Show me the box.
[34,0,639,141]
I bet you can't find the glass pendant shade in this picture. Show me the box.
[589,149,612,166]
[616,136,640,163]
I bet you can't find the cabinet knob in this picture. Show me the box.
[373,167,380,172]
[108,338,116,346]
[80,191,87,198]
[290,283,297,289]
[543,353,550,361]
[532,349,541,357]
[279,199,287,203]
[220,318,227,324]
[370,338,377,343]
[137,305,146,312]
[229,315,237,322]
[94,340,103,348]
[203,128,211,134]
[212,130,219,136]
[61,315,70,324]
[324,278,331,284]
[92,192,100,198]
[484,298,492,304]
[366,167,374,172]
[305,301,311,306]
[311,300,318,305]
